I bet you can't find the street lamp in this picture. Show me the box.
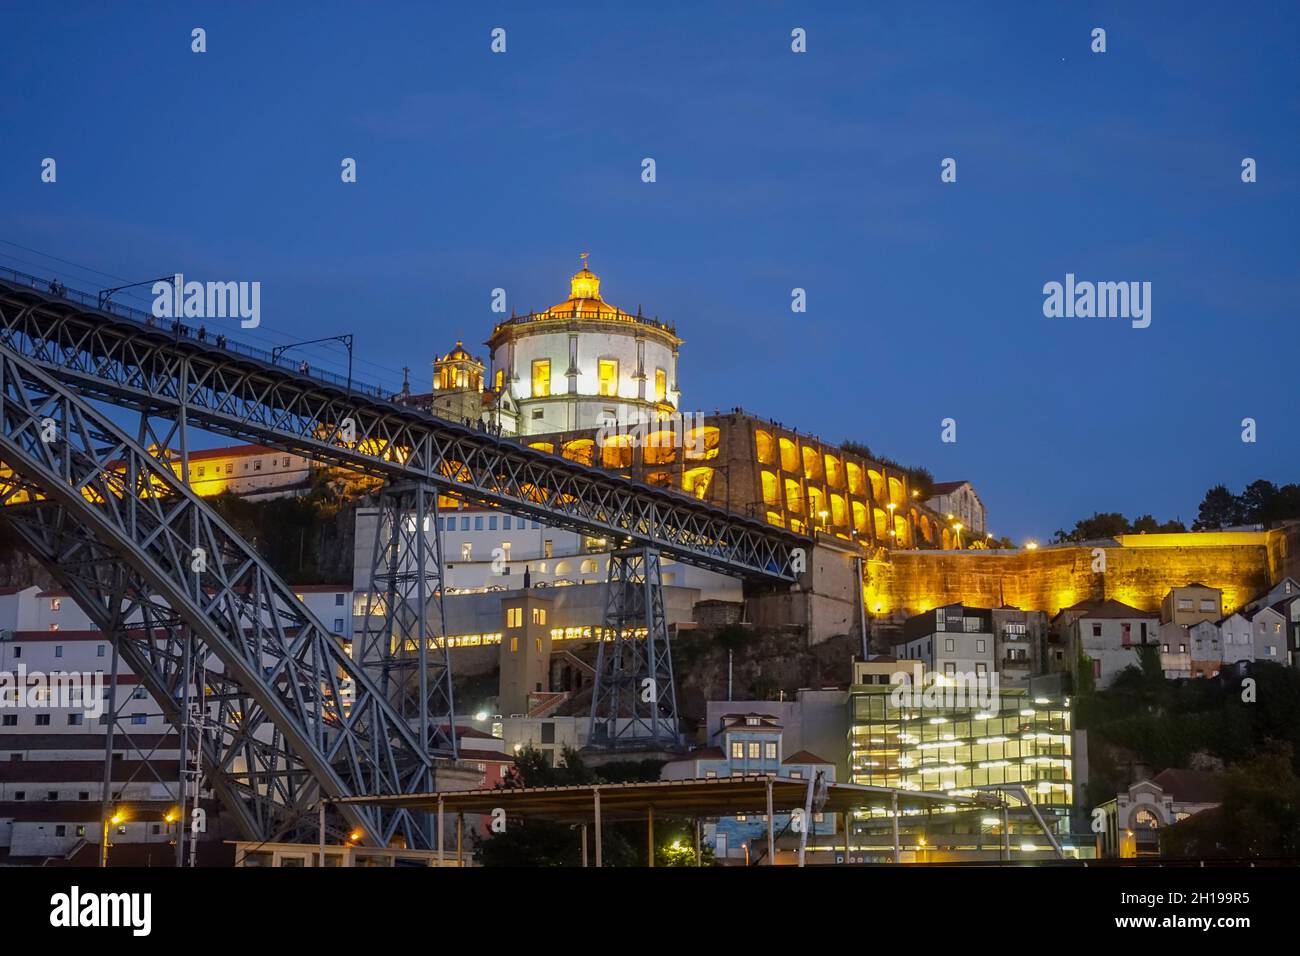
[100,809,126,868]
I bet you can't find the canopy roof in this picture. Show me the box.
[330,775,1002,823]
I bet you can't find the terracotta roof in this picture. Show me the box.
[928,481,969,496]
[1151,768,1224,804]
[457,748,514,763]
[439,725,498,740]
[185,443,281,461]
[1058,598,1157,620]
[664,746,725,764]
[782,750,831,766]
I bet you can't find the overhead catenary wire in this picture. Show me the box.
[0,240,422,392]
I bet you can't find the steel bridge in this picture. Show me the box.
[0,268,808,850]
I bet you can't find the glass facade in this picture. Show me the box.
[848,685,1073,817]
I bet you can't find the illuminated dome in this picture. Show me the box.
[441,340,473,362]
[486,253,683,437]
[544,254,634,320]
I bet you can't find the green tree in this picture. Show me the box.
[1193,484,1241,530]
[472,746,638,866]
[1162,744,1300,859]
[1053,511,1132,543]
[1075,649,1096,695]
[1238,479,1278,525]
[1131,514,1186,534]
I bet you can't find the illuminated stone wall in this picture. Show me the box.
[527,410,949,550]
[864,527,1295,618]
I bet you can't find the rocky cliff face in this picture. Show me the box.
[0,524,56,589]
[672,626,856,728]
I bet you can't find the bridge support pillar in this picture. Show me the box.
[588,547,681,750]
[357,484,457,779]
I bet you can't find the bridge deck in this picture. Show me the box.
[0,268,805,580]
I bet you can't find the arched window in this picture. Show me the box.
[779,438,799,473]
[824,454,844,488]
[1133,808,1161,829]
[802,446,823,481]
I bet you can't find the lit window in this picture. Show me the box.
[507,607,522,628]
[598,359,618,397]
[764,742,777,760]
[531,359,551,398]
[531,607,546,625]
[747,742,760,759]
[731,742,744,759]
[654,368,667,402]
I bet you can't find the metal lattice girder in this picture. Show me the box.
[0,275,804,581]
[356,483,456,766]
[0,345,440,847]
[588,547,681,750]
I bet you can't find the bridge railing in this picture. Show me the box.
[0,265,395,401]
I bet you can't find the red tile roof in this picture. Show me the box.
[664,746,725,764]
[1151,768,1224,804]
[183,443,296,461]
[928,481,970,496]
[1057,598,1158,620]
[782,750,831,766]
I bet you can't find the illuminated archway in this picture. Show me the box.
[779,437,799,473]
[561,438,595,466]
[802,446,823,481]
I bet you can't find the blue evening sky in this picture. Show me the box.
[2,2,1296,542]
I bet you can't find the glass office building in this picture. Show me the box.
[848,677,1073,820]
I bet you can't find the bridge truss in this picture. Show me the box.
[0,271,808,842]
[0,346,438,847]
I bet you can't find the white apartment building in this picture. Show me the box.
[924,481,986,536]
[1051,599,1160,689]
[895,604,997,684]
[0,583,353,864]
[352,505,740,602]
